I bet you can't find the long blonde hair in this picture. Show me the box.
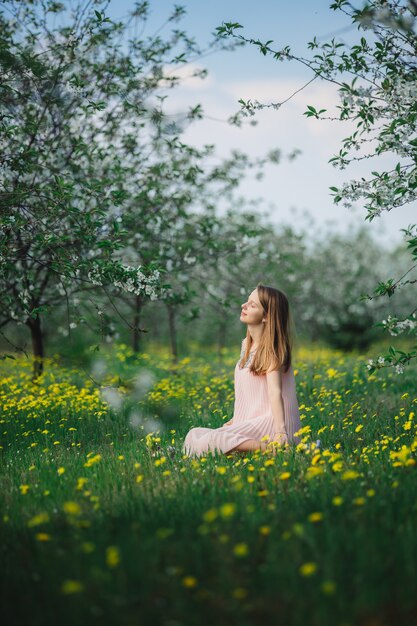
[239,283,295,375]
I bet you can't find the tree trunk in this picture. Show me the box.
[132,294,144,353]
[218,318,227,363]
[167,304,178,367]
[26,315,44,380]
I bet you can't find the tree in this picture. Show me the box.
[297,226,397,350]
[72,133,283,357]
[0,0,243,377]
[216,0,417,374]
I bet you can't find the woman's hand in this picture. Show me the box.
[260,431,289,456]
[223,419,234,427]
[272,431,288,445]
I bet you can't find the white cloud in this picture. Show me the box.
[159,71,415,246]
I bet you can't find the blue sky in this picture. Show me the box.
[103,0,414,248]
[109,0,355,83]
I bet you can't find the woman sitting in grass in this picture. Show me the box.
[182,282,302,457]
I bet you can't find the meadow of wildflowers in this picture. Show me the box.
[1,342,416,626]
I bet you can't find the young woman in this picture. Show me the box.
[182,283,302,458]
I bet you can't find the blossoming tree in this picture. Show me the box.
[216,0,417,374]
[0,1,244,376]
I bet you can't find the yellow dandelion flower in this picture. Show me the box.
[341,470,360,480]
[247,476,255,483]
[306,466,324,479]
[308,512,324,522]
[232,587,248,599]
[216,466,227,475]
[390,445,415,467]
[332,496,344,506]
[233,543,249,557]
[258,490,269,497]
[279,472,291,480]
[366,489,375,497]
[27,512,50,527]
[136,475,144,483]
[61,579,84,594]
[353,497,366,506]
[83,453,101,467]
[292,523,304,536]
[118,455,124,460]
[63,501,81,516]
[321,580,336,594]
[299,562,317,576]
[259,526,271,535]
[57,466,65,475]
[106,545,120,568]
[76,477,88,490]
[203,508,218,523]
[219,503,236,518]
[19,484,30,494]
[35,532,51,541]
[182,576,198,588]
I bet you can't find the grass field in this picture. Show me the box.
[1,341,417,626]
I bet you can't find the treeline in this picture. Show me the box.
[1,1,414,375]
[4,206,413,363]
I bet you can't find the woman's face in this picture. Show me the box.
[240,289,264,324]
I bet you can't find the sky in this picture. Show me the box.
[105,0,415,249]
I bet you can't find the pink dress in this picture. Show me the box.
[182,340,302,457]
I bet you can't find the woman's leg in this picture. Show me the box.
[227,438,266,454]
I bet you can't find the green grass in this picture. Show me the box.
[1,342,417,626]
